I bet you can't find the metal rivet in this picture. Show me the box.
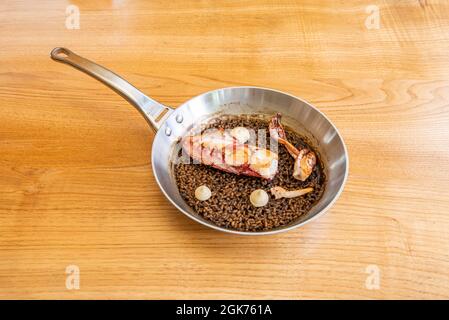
[165,127,172,136]
[176,114,183,123]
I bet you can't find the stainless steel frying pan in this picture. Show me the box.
[50,47,348,235]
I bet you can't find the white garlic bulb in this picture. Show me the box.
[195,185,212,201]
[250,189,269,207]
[230,126,250,144]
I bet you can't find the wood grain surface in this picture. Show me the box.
[1,0,449,299]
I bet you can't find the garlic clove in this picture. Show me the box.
[195,185,212,201]
[250,189,269,207]
[230,126,250,144]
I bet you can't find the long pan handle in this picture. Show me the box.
[50,47,171,131]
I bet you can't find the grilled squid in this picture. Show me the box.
[181,128,278,180]
[269,113,316,181]
[270,186,314,199]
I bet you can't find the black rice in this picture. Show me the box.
[174,115,325,232]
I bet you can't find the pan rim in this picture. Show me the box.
[151,86,349,236]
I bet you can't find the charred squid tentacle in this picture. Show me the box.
[269,113,316,182]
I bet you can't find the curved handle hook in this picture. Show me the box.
[51,47,172,131]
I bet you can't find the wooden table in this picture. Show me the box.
[1,0,449,299]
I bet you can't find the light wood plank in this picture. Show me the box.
[1,0,449,299]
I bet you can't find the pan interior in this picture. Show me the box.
[151,87,348,234]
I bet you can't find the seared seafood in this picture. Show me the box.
[175,114,326,232]
[269,113,316,181]
[270,186,314,199]
[182,128,278,180]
